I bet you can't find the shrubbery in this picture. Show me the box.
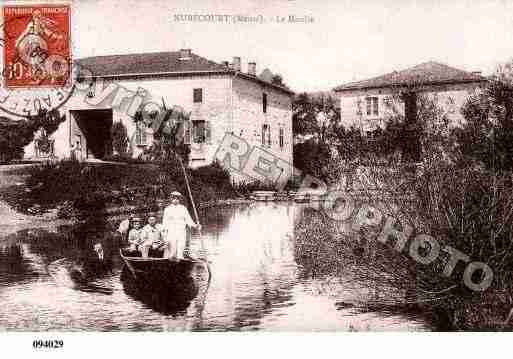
[3,158,241,218]
[0,109,65,163]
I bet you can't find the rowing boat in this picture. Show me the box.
[119,248,196,280]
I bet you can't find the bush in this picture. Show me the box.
[111,122,128,156]
[0,110,65,163]
[293,139,333,181]
[190,160,231,190]
[411,163,513,329]
[4,157,239,219]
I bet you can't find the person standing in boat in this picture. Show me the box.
[162,191,201,259]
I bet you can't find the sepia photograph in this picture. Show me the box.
[1,0,513,355]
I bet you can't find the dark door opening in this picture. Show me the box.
[72,109,113,160]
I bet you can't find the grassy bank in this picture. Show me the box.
[0,159,242,219]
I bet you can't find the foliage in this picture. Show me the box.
[455,63,513,172]
[292,92,340,142]
[111,121,129,156]
[293,139,333,182]
[0,109,65,163]
[158,156,238,207]
[410,163,513,330]
[136,108,191,163]
[0,118,29,163]
[2,158,239,218]
[331,91,453,165]
[294,161,513,330]
[271,74,290,89]
[232,180,281,195]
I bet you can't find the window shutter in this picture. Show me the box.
[184,120,191,144]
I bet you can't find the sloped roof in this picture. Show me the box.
[333,61,486,92]
[75,51,293,95]
[76,51,227,77]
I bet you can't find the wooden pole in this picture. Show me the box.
[176,153,205,257]
[176,154,200,227]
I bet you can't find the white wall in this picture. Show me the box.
[336,82,483,133]
[62,73,233,164]
[232,77,293,165]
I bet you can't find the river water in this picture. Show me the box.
[0,202,432,331]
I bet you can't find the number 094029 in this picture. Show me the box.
[32,340,63,349]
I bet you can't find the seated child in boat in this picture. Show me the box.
[127,217,143,252]
[140,216,164,258]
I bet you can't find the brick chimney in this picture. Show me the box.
[232,56,241,71]
[222,61,229,67]
[248,62,256,76]
[179,49,192,60]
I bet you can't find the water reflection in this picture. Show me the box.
[0,202,432,331]
[120,262,210,316]
[0,242,39,286]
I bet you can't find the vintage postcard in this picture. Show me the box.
[0,0,512,356]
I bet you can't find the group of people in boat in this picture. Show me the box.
[117,191,202,259]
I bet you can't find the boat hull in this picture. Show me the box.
[119,249,195,281]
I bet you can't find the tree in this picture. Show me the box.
[293,138,333,182]
[111,122,128,156]
[271,74,290,89]
[293,92,341,142]
[336,85,453,165]
[0,109,65,163]
[455,62,513,172]
[136,106,191,163]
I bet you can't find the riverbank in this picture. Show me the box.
[0,164,252,238]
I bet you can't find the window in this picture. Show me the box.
[279,127,284,149]
[262,124,270,147]
[135,123,148,145]
[263,93,268,113]
[192,120,211,143]
[193,88,203,103]
[366,97,379,116]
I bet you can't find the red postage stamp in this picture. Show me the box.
[3,4,71,88]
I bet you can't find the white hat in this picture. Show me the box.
[170,191,183,197]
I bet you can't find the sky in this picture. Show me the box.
[66,0,513,92]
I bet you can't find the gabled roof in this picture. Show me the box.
[333,61,487,92]
[76,51,293,95]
